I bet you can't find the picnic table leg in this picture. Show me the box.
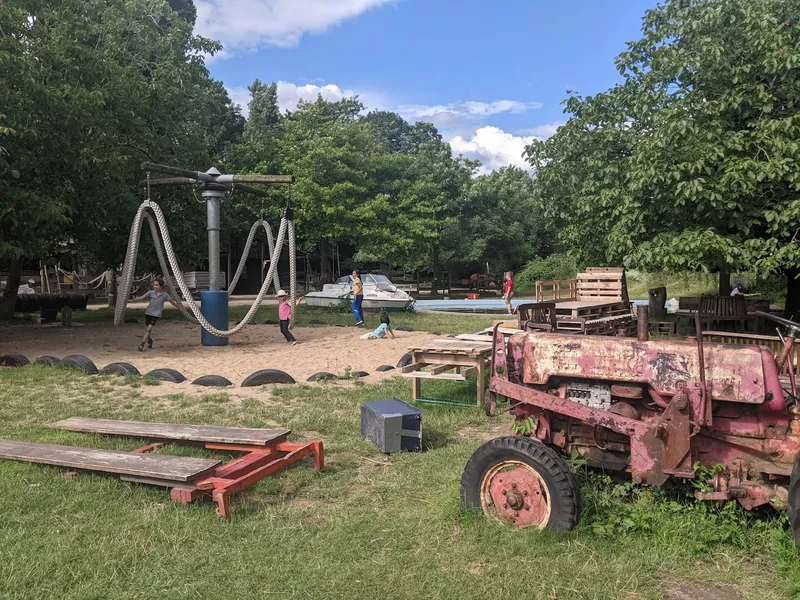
[477,358,486,408]
[412,352,421,400]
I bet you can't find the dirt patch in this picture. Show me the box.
[660,578,743,600]
[456,422,510,443]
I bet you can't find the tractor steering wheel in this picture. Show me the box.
[754,311,800,337]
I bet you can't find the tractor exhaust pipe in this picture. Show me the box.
[637,305,649,342]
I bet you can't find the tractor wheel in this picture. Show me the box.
[461,436,579,531]
[789,453,800,548]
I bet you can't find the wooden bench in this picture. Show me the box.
[403,339,493,406]
[0,440,220,481]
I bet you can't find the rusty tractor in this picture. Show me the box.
[461,310,800,543]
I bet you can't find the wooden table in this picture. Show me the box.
[403,339,493,407]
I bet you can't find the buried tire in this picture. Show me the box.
[99,362,141,377]
[307,372,335,382]
[145,368,186,383]
[241,369,295,387]
[192,375,232,387]
[396,353,413,368]
[461,436,579,531]
[58,355,98,375]
[0,354,30,367]
[34,355,60,366]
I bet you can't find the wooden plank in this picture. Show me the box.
[0,440,220,482]
[430,364,456,375]
[49,418,290,447]
[401,362,427,374]
[402,372,467,381]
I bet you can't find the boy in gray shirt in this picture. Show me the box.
[134,278,168,351]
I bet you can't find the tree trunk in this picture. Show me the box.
[0,257,22,319]
[648,287,667,320]
[319,240,330,285]
[785,267,800,319]
[718,266,731,296]
[431,245,439,296]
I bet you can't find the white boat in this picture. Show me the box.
[304,273,414,311]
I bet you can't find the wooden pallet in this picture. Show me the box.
[0,439,220,481]
[407,339,492,355]
[651,321,677,335]
[49,418,290,446]
[553,300,631,319]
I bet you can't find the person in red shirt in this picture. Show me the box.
[503,271,515,314]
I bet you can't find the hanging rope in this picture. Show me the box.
[115,199,295,337]
[227,219,281,297]
[287,205,297,329]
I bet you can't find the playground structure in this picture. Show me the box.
[114,162,294,346]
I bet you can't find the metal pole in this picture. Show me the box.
[204,190,224,291]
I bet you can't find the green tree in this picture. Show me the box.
[0,0,240,316]
[525,0,800,314]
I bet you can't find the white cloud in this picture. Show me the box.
[517,122,566,138]
[225,81,561,175]
[449,126,536,175]
[196,0,396,57]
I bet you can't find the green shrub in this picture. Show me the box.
[516,253,580,290]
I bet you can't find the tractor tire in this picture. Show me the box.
[192,375,233,387]
[306,372,336,382]
[461,436,579,532]
[99,362,141,377]
[58,355,98,375]
[34,355,61,366]
[375,365,395,372]
[788,454,800,548]
[144,368,186,383]
[351,370,369,378]
[0,354,30,368]
[396,353,413,368]
[241,369,295,387]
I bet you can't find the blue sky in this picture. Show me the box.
[198,0,660,173]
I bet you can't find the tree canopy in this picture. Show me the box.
[525,0,800,308]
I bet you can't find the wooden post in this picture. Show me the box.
[411,352,421,400]
[476,357,486,407]
[648,287,667,320]
[637,305,649,341]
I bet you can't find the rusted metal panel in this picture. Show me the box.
[510,333,766,404]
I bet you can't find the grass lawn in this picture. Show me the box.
[0,309,799,599]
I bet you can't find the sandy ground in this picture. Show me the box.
[0,320,441,387]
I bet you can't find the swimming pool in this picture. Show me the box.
[414,299,648,313]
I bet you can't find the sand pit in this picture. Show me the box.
[0,320,440,387]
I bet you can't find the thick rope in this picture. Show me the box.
[227,219,281,296]
[289,219,297,329]
[115,200,290,337]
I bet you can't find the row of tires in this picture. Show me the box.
[0,352,412,387]
[14,293,90,313]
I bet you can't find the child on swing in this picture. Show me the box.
[134,277,168,351]
[277,290,304,344]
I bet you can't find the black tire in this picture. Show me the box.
[58,355,98,375]
[0,354,30,367]
[241,369,295,387]
[351,370,369,378]
[396,326,414,332]
[789,453,800,548]
[461,436,579,532]
[307,371,336,382]
[35,355,60,366]
[396,353,413,368]
[263,319,278,325]
[144,368,186,383]
[192,374,233,387]
[375,365,395,372]
[99,362,141,377]
[429,331,443,336]
[309,319,325,325]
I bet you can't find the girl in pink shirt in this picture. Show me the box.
[276,290,303,344]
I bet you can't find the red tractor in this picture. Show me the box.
[461,311,800,543]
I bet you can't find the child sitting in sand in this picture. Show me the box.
[360,312,395,340]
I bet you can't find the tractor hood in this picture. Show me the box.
[506,333,770,404]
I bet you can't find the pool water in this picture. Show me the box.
[414,299,648,313]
